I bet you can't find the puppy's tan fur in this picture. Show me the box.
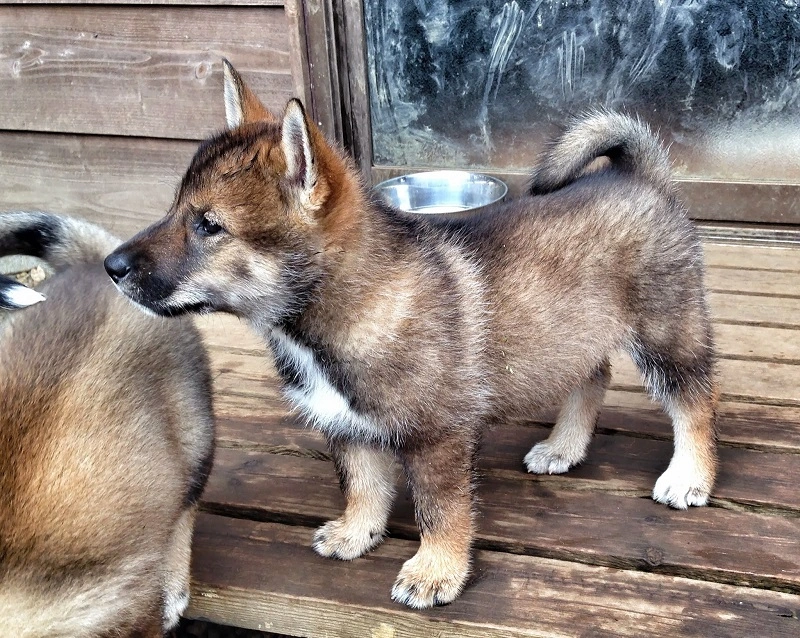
[105,62,717,608]
[0,213,215,636]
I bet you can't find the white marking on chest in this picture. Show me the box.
[269,328,383,443]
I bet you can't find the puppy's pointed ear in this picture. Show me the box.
[281,99,318,196]
[222,59,277,128]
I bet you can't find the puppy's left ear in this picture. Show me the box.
[222,59,277,128]
[281,99,320,205]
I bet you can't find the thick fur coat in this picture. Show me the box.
[0,213,215,636]
[104,62,717,608]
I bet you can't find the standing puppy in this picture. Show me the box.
[0,213,215,636]
[104,61,717,609]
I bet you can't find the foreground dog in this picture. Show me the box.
[0,213,215,636]
[104,61,717,608]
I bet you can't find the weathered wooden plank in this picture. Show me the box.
[213,412,800,511]
[600,391,800,453]
[299,0,344,142]
[704,243,800,272]
[699,223,800,247]
[199,307,800,366]
[678,180,800,225]
[610,355,800,406]
[197,308,800,452]
[215,388,800,458]
[202,312,800,366]
[197,314,263,348]
[706,268,799,297]
[205,344,800,416]
[188,514,800,638]
[201,449,800,593]
[215,416,327,460]
[340,0,374,174]
[212,414,800,516]
[0,132,195,238]
[710,293,800,329]
[0,6,294,139]
[483,424,800,511]
[284,0,312,110]
[211,351,800,459]
[714,323,800,362]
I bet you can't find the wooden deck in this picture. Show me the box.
[187,239,800,637]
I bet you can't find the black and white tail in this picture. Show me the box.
[528,110,673,196]
[0,212,120,309]
[0,273,45,309]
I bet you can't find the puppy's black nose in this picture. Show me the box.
[104,252,132,283]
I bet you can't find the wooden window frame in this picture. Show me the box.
[291,0,800,227]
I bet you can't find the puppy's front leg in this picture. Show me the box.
[392,438,475,608]
[314,440,398,560]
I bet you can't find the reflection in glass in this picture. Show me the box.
[365,0,800,181]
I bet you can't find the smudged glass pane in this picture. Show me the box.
[364,0,800,182]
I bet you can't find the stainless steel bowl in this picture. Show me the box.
[374,170,508,220]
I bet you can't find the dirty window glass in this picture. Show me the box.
[364,0,800,182]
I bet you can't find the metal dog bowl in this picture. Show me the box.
[374,170,508,220]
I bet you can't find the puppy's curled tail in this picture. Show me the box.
[528,110,673,196]
[0,212,120,309]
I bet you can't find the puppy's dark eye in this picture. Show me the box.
[198,215,223,236]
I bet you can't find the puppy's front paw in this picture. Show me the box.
[523,441,579,474]
[652,457,712,509]
[313,517,384,560]
[162,587,189,632]
[390,548,470,609]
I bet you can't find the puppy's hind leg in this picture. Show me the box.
[629,326,718,509]
[525,360,611,474]
[314,440,398,560]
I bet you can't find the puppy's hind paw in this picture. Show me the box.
[652,458,712,509]
[313,518,384,561]
[523,441,579,475]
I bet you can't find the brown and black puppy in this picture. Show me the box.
[0,213,215,636]
[104,61,717,609]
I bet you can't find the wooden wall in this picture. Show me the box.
[0,0,303,239]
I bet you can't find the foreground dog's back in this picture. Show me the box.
[0,213,215,637]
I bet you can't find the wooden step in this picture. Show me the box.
[187,514,800,638]
[200,441,800,594]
